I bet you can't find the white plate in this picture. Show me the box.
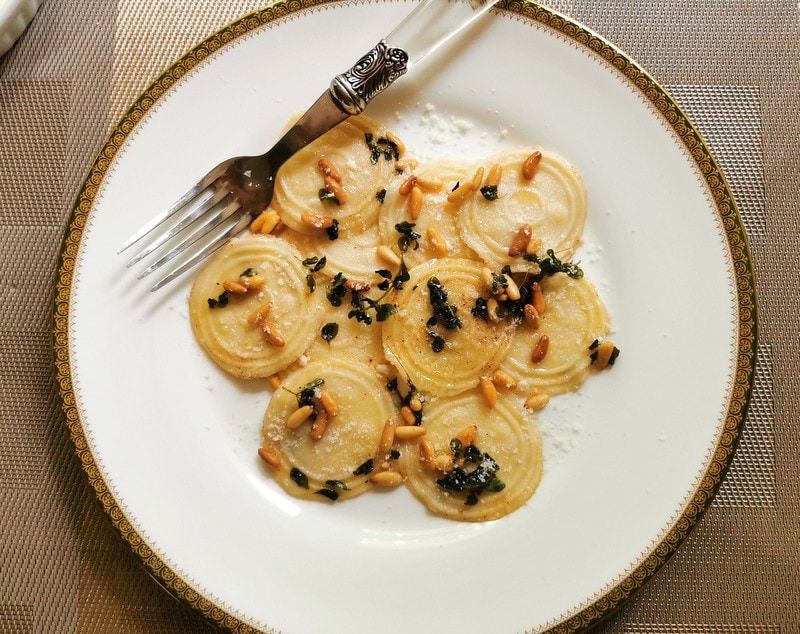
[55,2,757,632]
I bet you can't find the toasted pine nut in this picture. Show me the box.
[504,275,521,301]
[267,374,282,389]
[508,223,533,257]
[492,369,517,390]
[426,227,448,256]
[409,396,423,412]
[250,209,280,235]
[301,212,335,230]
[318,157,341,182]
[370,470,404,486]
[398,175,418,196]
[532,282,546,315]
[522,151,542,179]
[247,301,272,326]
[272,220,287,236]
[400,405,417,426]
[432,452,454,473]
[395,158,419,172]
[480,376,498,408]
[377,245,402,267]
[524,393,550,411]
[344,279,371,292]
[408,185,423,220]
[317,389,339,418]
[446,180,473,203]
[487,298,502,322]
[257,448,281,467]
[485,163,503,188]
[456,424,478,448]
[324,176,347,204]
[223,280,248,295]
[480,267,494,291]
[286,405,314,429]
[242,275,265,292]
[310,409,328,441]
[470,166,485,191]
[415,176,444,193]
[261,320,286,347]
[592,340,617,371]
[418,438,435,463]
[525,237,543,256]
[386,131,406,156]
[379,419,396,455]
[531,334,550,364]
[394,425,426,440]
[523,304,541,329]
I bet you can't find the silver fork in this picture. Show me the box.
[118,0,499,291]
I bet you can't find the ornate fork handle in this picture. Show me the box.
[330,40,410,116]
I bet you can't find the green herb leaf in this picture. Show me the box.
[325,218,340,241]
[321,322,339,342]
[376,188,387,203]
[524,249,584,279]
[290,468,309,489]
[315,488,339,501]
[480,185,499,201]
[395,222,421,253]
[207,290,229,309]
[325,479,350,491]
[318,188,340,206]
[375,303,397,322]
[353,459,374,476]
[240,268,258,277]
[471,297,489,321]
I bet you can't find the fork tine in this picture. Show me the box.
[125,186,228,267]
[148,212,253,292]
[136,196,240,280]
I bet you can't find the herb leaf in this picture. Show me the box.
[480,185,499,201]
[207,290,229,309]
[318,188,340,206]
[524,249,584,279]
[325,218,340,241]
[395,222,421,253]
[353,459,374,476]
[321,322,339,342]
[315,488,339,501]
[290,468,309,489]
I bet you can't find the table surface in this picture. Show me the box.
[1,1,798,632]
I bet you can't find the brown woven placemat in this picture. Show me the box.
[1,1,797,632]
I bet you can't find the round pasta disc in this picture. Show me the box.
[188,234,323,379]
[378,159,477,269]
[382,258,516,397]
[260,357,397,501]
[401,389,543,522]
[501,274,610,395]
[271,115,394,236]
[457,148,587,268]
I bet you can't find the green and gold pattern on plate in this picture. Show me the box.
[53,1,757,632]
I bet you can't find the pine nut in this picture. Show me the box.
[480,267,495,291]
[272,220,287,236]
[301,212,335,229]
[250,209,280,234]
[485,163,503,188]
[377,245,402,267]
[345,279,371,292]
[242,274,265,291]
[310,409,328,441]
[408,185,423,220]
[379,419,396,455]
[522,151,542,179]
[508,223,533,257]
[531,334,550,364]
[386,132,406,156]
[257,448,281,467]
[525,237,542,256]
[369,470,404,486]
[415,176,444,193]
[524,393,550,411]
[456,424,478,448]
[480,376,498,408]
[432,452,454,473]
[223,280,248,295]
[426,227,448,256]
[592,340,617,371]
[504,276,521,301]
[487,298,502,322]
[324,176,347,204]
[400,405,417,426]
[394,425,426,440]
[418,438,435,463]
[470,166,485,191]
[267,374,282,389]
[398,175,418,196]
[523,304,541,329]
[249,213,266,233]
[492,369,517,390]
[532,282,546,315]
[409,396,423,412]
[286,405,314,429]
[395,158,419,172]
[317,389,339,418]
[318,157,341,182]
[247,301,272,326]
[446,180,473,203]
[261,320,286,347]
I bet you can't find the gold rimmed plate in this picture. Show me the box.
[54,1,756,632]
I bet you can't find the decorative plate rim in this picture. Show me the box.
[52,1,758,632]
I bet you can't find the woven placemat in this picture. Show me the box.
[1,1,797,632]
